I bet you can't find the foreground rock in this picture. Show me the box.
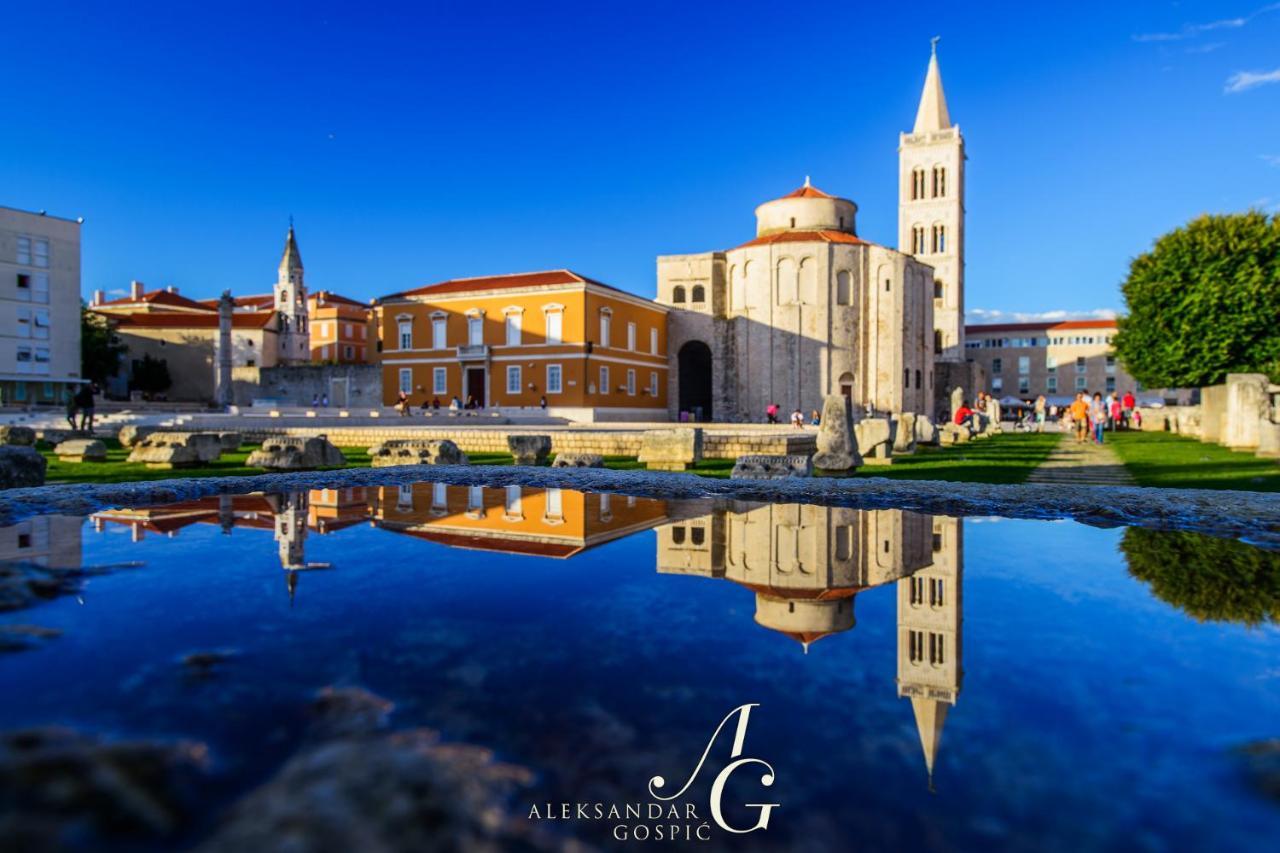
[0,426,35,447]
[0,447,46,489]
[637,427,703,471]
[0,727,211,848]
[731,454,812,479]
[54,438,107,463]
[369,439,469,467]
[812,395,862,471]
[507,434,552,466]
[127,432,224,469]
[196,687,562,852]
[551,452,604,468]
[246,436,345,471]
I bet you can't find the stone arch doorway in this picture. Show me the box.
[678,340,713,422]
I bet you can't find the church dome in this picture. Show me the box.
[754,179,858,237]
[752,592,856,649]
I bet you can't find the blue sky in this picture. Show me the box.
[3,1,1278,321]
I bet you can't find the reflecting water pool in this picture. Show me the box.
[1,482,1278,851]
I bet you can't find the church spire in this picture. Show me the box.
[279,221,303,274]
[912,39,952,133]
[910,696,950,787]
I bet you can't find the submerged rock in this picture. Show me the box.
[0,727,211,848]
[1236,739,1280,802]
[0,446,46,489]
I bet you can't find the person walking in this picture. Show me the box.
[765,402,779,424]
[65,387,79,430]
[1121,390,1136,429]
[1068,392,1090,443]
[1090,392,1107,444]
[1109,394,1122,432]
[1034,395,1046,432]
[75,384,96,432]
[395,390,410,416]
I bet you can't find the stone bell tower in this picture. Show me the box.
[900,39,965,362]
[275,222,310,364]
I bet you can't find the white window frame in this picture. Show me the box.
[599,310,611,348]
[506,365,522,394]
[545,487,563,521]
[16,306,31,338]
[16,236,31,265]
[546,363,563,394]
[467,315,483,346]
[504,485,523,519]
[626,368,636,395]
[627,321,636,351]
[32,273,48,304]
[599,365,609,395]
[399,368,413,394]
[505,312,522,346]
[649,372,658,397]
[433,367,447,394]
[432,316,447,350]
[432,482,448,508]
[32,238,48,268]
[398,320,412,350]
[545,308,563,345]
[650,327,658,355]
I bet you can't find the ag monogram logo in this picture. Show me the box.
[648,703,779,834]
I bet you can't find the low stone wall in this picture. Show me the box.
[229,425,816,460]
[240,364,382,408]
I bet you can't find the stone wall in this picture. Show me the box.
[227,424,816,460]
[243,364,382,408]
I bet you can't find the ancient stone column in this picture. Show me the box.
[215,290,234,409]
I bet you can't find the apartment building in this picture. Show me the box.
[308,290,372,363]
[0,206,82,405]
[964,319,1140,401]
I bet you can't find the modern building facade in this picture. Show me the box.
[0,206,82,405]
[964,319,1145,402]
[375,270,669,420]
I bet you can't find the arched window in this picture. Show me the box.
[915,369,921,389]
[933,330,943,354]
[836,270,851,306]
[911,225,925,254]
[691,284,705,303]
[672,285,686,304]
[932,166,946,198]
[671,526,685,545]
[911,167,925,200]
[931,224,946,254]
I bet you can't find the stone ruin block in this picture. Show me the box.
[637,428,703,471]
[891,412,917,455]
[126,432,223,469]
[0,445,46,488]
[507,434,552,466]
[812,395,862,472]
[855,418,894,464]
[247,436,346,471]
[1257,420,1280,459]
[938,423,971,446]
[117,425,159,448]
[0,426,36,447]
[368,439,469,468]
[218,432,244,451]
[55,438,107,463]
[551,453,604,468]
[914,415,938,446]
[730,454,813,480]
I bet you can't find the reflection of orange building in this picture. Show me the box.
[90,490,371,541]
[371,482,668,558]
[375,270,668,420]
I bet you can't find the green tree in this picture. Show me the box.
[80,305,125,384]
[129,354,172,396]
[1120,527,1280,627]
[1112,211,1280,388]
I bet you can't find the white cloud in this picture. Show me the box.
[1186,41,1226,53]
[1263,154,1280,167]
[1225,67,1280,93]
[966,308,1118,324]
[1134,17,1245,41]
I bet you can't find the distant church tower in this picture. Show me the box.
[900,39,965,361]
[896,516,963,789]
[275,223,310,364]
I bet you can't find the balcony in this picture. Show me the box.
[455,344,489,360]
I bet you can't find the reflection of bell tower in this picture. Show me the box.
[896,516,964,789]
[275,492,309,570]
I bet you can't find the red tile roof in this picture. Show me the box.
[385,527,583,558]
[97,290,215,312]
[965,319,1118,334]
[780,183,835,200]
[197,294,276,310]
[734,230,867,249]
[385,269,625,300]
[310,290,368,309]
[111,311,276,330]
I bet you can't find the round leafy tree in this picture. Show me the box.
[1112,211,1280,388]
[1121,527,1280,627]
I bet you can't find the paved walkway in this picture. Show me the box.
[1026,432,1136,486]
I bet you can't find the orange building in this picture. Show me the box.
[371,482,668,558]
[308,290,372,363]
[375,270,668,420]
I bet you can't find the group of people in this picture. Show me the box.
[64,384,98,432]
[393,391,550,416]
[1064,390,1139,444]
[764,402,821,428]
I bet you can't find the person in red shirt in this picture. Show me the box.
[953,401,975,429]
[1121,390,1136,429]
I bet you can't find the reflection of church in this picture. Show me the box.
[369,483,668,558]
[658,504,964,787]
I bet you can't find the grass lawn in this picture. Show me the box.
[1107,431,1280,492]
[837,431,1062,484]
[40,439,372,485]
